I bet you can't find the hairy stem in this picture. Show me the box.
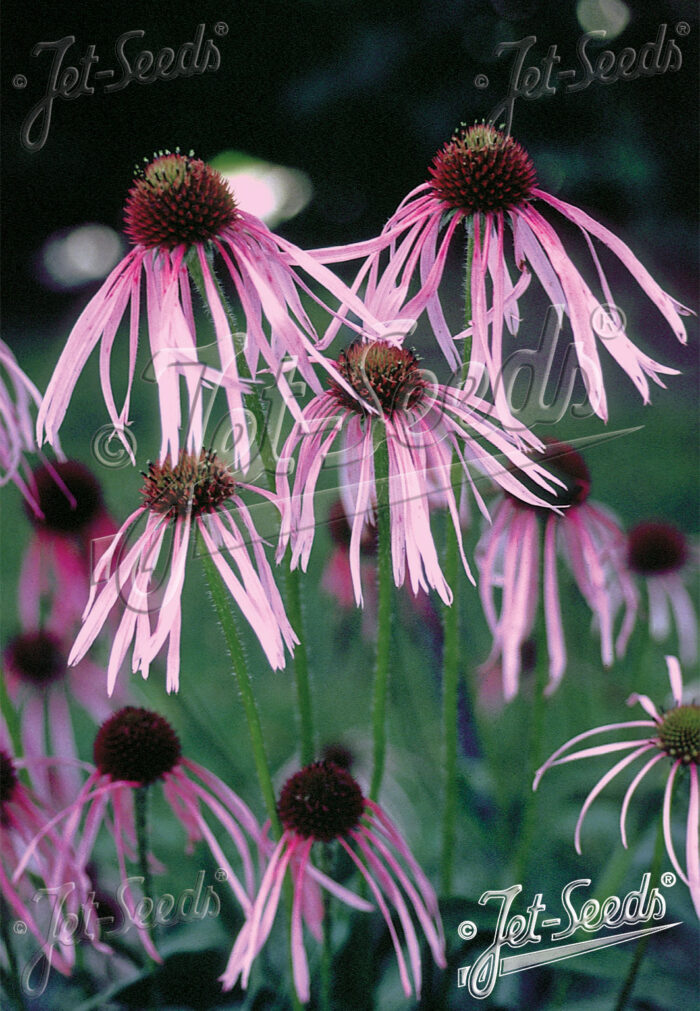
[370,427,392,801]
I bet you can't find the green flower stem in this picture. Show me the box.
[201,549,281,836]
[187,251,316,771]
[285,564,315,766]
[134,787,155,951]
[439,224,477,890]
[134,785,160,1008]
[440,491,460,894]
[461,220,475,380]
[614,789,670,1011]
[202,547,305,1011]
[514,650,548,888]
[189,251,309,1011]
[319,845,333,1011]
[370,426,392,802]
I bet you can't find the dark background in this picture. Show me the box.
[3,0,698,336]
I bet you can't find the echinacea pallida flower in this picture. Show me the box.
[14,708,264,963]
[1,745,100,981]
[277,338,559,606]
[534,657,699,918]
[68,448,296,694]
[19,460,118,634]
[37,152,375,469]
[4,630,121,808]
[476,439,637,700]
[627,521,697,665]
[316,125,691,424]
[0,339,44,515]
[220,760,446,1003]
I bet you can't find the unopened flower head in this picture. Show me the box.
[534,657,700,918]
[221,759,445,1003]
[14,707,264,964]
[69,448,296,694]
[316,124,692,427]
[476,439,638,700]
[626,522,697,665]
[38,151,379,470]
[278,337,559,607]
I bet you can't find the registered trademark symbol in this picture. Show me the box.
[214,22,229,36]
[474,74,489,90]
[215,867,228,882]
[458,919,477,941]
[13,920,27,935]
[676,22,690,36]
[590,302,627,339]
[661,872,676,887]
[12,74,27,89]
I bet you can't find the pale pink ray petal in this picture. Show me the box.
[291,837,313,1002]
[665,655,684,708]
[533,722,658,790]
[619,751,665,847]
[664,578,698,665]
[663,761,688,885]
[574,744,654,854]
[627,693,662,723]
[339,837,413,997]
[352,830,423,995]
[687,764,700,918]
[533,189,692,342]
[543,515,566,691]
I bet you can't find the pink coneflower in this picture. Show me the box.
[68,448,296,694]
[476,439,638,701]
[316,125,691,423]
[627,521,697,665]
[277,338,558,606]
[3,630,118,808]
[19,460,117,634]
[15,707,264,963]
[221,760,446,1002]
[321,500,378,631]
[37,152,377,469]
[534,656,699,918]
[1,746,96,980]
[1,340,44,515]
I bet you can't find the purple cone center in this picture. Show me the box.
[277,760,365,842]
[93,707,181,785]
